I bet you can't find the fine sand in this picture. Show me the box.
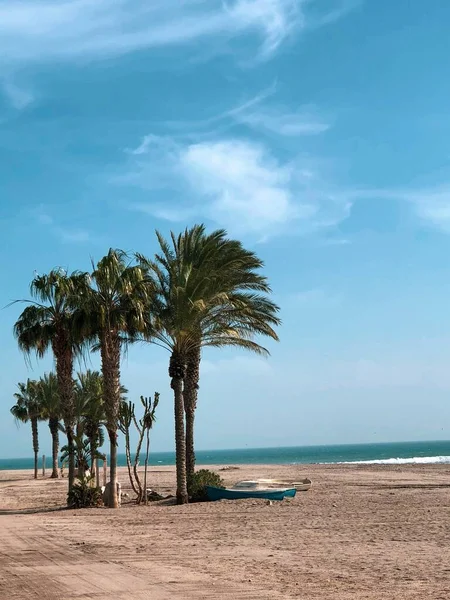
[1,463,450,599]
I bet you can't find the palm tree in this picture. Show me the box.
[13,269,88,492]
[74,370,127,475]
[38,372,62,478]
[11,379,42,479]
[74,370,104,476]
[74,250,151,508]
[180,228,281,484]
[137,225,280,503]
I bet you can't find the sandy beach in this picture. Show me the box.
[1,463,449,599]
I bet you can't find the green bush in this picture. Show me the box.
[188,469,225,502]
[67,475,103,508]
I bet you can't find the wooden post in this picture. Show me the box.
[42,455,46,477]
[95,458,100,488]
[103,458,107,487]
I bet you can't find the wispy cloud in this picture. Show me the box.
[162,84,331,138]
[180,139,296,235]
[235,106,330,136]
[118,134,351,239]
[1,79,34,110]
[35,210,91,244]
[117,77,339,240]
[0,0,300,66]
[354,184,450,234]
[0,0,358,67]
[406,186,450,232]
[292,288,343,306]
[230,92,330,136]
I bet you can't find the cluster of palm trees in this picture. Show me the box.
[11,371,109,481]
[12,224,280,507]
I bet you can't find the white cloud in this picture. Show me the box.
[129,135,157,156]
[33,208,92,244]
[322,238,350,246]
[0,0,306,66]
[180,139,296,233]
[292,288,342,306]
[36,212,54,226]
[230,95,330,135]
[121,135,352,238]
[0,1,360,69]
[54,227,91,243]
[408,187,450,232]
[354,185,450,234]
[1,79,34,109]
[164,85,331,138]
[236,107,330,135]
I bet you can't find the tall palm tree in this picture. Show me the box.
[179,227,281,484]
[11,379,42,479]
[38,372,62,478]
[137,225,280,502]
[13,269,88,492]
[74,249,151,508]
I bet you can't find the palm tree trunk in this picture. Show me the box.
[76,437,85,478]
[173,377,188,504]
[65,425,75,489]
[31,417,39,479]
[185,409,195,487]
[169,351,188,505]
[108,428,118,507]
[100,332,121,509]
[85,419,100,475]
[53,337,76,494]
[184,348,200,488]
[89,434,96,474]
[48,418,59,478]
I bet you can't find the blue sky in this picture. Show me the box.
[2,0,450,459]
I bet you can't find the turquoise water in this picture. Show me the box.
[2,440,450,470]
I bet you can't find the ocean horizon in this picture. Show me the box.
[2,439,450,471]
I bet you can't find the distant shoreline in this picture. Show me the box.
[2,439,450,470]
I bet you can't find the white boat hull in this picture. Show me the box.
[233,478,312,492]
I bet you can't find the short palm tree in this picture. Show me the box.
[38,372,62,478]
[11,379,42,479]
[13,269,88,492]
[137,225,280,503]
[73,370,127,475]
[74,370,105,474]
[73,249,152,508]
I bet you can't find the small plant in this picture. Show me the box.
[188,469,225,502]
[67,474,103,508]
[118,393,159,505]
[61,436,105,478]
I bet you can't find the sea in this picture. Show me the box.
[2,440,450,471]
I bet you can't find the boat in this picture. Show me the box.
[232,481,297,497]
[233,478,311,492]
[206,485,296,502]
[250,478,312,492]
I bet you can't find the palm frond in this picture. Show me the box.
[138,224,281,367]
